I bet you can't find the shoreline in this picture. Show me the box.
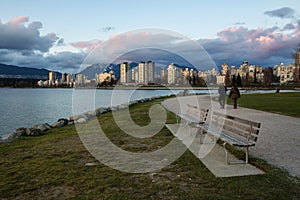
[0,95,173,143]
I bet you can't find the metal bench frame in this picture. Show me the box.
[199,111,261,164]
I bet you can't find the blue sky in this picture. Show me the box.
[0,0,300,73]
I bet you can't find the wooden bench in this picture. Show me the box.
[199,111,261,164]
[176,104,209,126]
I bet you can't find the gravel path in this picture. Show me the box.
[162,94,300,177]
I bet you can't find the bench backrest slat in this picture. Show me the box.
[213,112,261,128]
[211,111,261,143]
[185,104,209,123]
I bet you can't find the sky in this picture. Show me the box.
[0,0,300,73]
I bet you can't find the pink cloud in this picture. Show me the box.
[201,22,300,66]
[71,39,101,51]
[9,16,29,24]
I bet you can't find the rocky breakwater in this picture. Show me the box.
[0,95,166,143]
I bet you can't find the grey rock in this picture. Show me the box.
[69,114,88,122]
[75,118,86,124]
[0,130,23,142]
[57,118,69,126]
[10,130,23,138]
[129,100,138,106]
[86,111,96,119]
[95,107,109,115]
[110,106,118,111]
[25,128,42,136]
[118,103,129,110]
[32,123,51,132]
[16,127,27,136]
[51,120,65,128]
[0,134,13,143]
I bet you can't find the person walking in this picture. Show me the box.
[218,83,227,109]
[229,83,240,109]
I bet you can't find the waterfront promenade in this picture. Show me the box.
[162,94,300,177]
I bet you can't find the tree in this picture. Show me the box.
[225,70,231,86]
[293,44,300,83]
[236,74,242,87]
[231,75,236,84]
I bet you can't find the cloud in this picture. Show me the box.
[9,16,29,24]
[283,23,295,31]
[101,26,116,33]
[1,15,299,75]
[0,49,86,73]
[0,16,59,52]
[235,22,245,25]
[71,39,101,51]
[81,29,216,72]
[264,7,296,19]
[199,23,300,67]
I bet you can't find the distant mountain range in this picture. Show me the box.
[0,61,196,80]
[0,63,61,79]
[79,62,196,79]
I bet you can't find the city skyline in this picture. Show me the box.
[0,1,300,73]
[40,54,300,88]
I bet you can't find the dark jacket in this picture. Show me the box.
[229,86,240,99]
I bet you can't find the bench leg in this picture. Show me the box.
[245,147,249,164]
[199,132,216,144]
[223,143,249,164]
[176,115,180,125]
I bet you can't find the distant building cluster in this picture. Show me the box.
[217,51,300,86]
[37,72,75,87]
[95,70,115,87]
[119,61,155,86]
[38,51,300,88]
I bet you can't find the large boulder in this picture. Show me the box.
[118,103,129,110]
[0,130,24,142]
[68,114,88,122]
[51,120,65,128]
[57,118,69,126]
[25,128,42,136]
[75,118,86,124]
[85,111,96,119]
[95,107,109,115]
[129,100,138,106]
[16,127,27,136]
[32,123,51,132]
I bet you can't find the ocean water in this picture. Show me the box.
[1,88,294,136]
[0,88,187,136]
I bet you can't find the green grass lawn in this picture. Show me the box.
[228,92,300,118]
[0,97,299,199]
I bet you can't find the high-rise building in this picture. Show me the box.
[221,63,229,76]
[146,61,155,83]
[137,61,155,85]
[61,72,67,82]
[160,69,167,84]
[138,62,145,84]
[120,62,130,83]
[131,67,138,83]
[167,63,178,85]
[66,74,72,86]
[49,71,55,81]
[76,74,85,86]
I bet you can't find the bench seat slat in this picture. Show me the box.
[177,114,205,124]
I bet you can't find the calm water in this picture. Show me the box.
[1,88,295,136]
[0,88,196,136]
